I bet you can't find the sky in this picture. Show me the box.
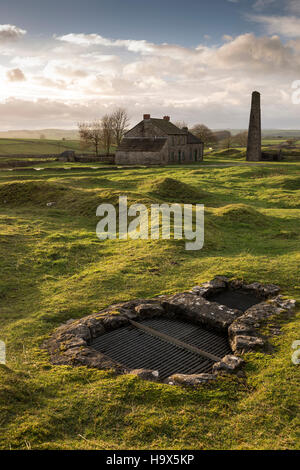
[0,0,300,129]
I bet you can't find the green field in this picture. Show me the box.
[0,158,299,450]
[0,138,93,156]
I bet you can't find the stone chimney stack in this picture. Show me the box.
[182,126,188,133]
[143,114,151,120]
[163,116,170,121]
[246,91,262,161]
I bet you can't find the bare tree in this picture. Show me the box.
[286,138,297,147]
[111,107,129,146]
[78,120,102,156]
[174,120,188,130]
[221,132,233,150]
[213,130,231,142]
[234,131,248,147]
[101,114,114,154]
[190,124,217,147]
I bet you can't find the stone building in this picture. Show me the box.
[115,114,204,165]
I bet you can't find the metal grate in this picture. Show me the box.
[90,318,232,379]
[141,318,232,358]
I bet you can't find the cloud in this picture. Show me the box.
[253,0,277,10]
[213,33,298,72]
[250,14,300,37]
[56,33,155,54]
[1,29,300,128]
[6,68,26,82]
[11,56,45,68]
[0,24,26,43]
[287,0,300,14]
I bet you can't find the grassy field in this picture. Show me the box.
[0,136,299,159]
[0,138,94,156]
[0,158,299,450]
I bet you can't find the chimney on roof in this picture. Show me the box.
[163,116,170,121]
[143,114,151,120]
[182,126,188,133]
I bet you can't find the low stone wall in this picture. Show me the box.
[115,150,168,165]
[0,154,58,159]
[0,159,55,168]
[44,276,296,387]
[74,154,115,164]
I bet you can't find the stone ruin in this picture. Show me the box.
[44,276,296,387]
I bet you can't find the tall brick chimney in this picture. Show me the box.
[246,91,261,161]
[163,116,170,121]
[143,114,151,120]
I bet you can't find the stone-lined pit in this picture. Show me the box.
[44,276,296,386]
[90,317,232,379]
[206,289,262,312]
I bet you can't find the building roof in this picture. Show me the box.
[117,137,167,152]
[187,131,203,144]
[149,118,187,135]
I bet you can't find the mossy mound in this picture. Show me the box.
[145,177,208,203]
[0,180,158,217]
[280,177,300,190]
[0,181,116,216]
[0,181,68,205]
[236,168,285,180]
[212,148,244,159]
[215,204,267,226]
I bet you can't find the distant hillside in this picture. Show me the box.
[0,138,93,156]
[0,129,79,140]
[213,129,300,138]
[261,129,300,138]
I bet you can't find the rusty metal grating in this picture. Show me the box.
[90,318,232,379]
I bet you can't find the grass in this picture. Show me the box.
[0,158,299,450]
[0,138,100,156]
[204,146,300,163]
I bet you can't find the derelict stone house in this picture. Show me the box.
[115,114,204,165]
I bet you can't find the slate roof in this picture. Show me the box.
[187,132,203,144]
[149,118,187,135]
[117,137,167,152]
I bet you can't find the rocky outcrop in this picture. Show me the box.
[162,293,241,332]
[228,296,296,353]
[212,354,244,374]
[165,373,217,386]
[129,369,160,381]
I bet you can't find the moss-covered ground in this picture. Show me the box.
[0,158,299,450]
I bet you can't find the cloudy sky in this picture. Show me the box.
[0,0,300,129]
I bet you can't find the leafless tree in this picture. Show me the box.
[221,133,233,150]
[286,138,297,147]
[234,131,248,147]
[190,124,217,147]
[78,120,102,156]
[111,107,130,146]
[174,120,188,130]
[101,114,114,154]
